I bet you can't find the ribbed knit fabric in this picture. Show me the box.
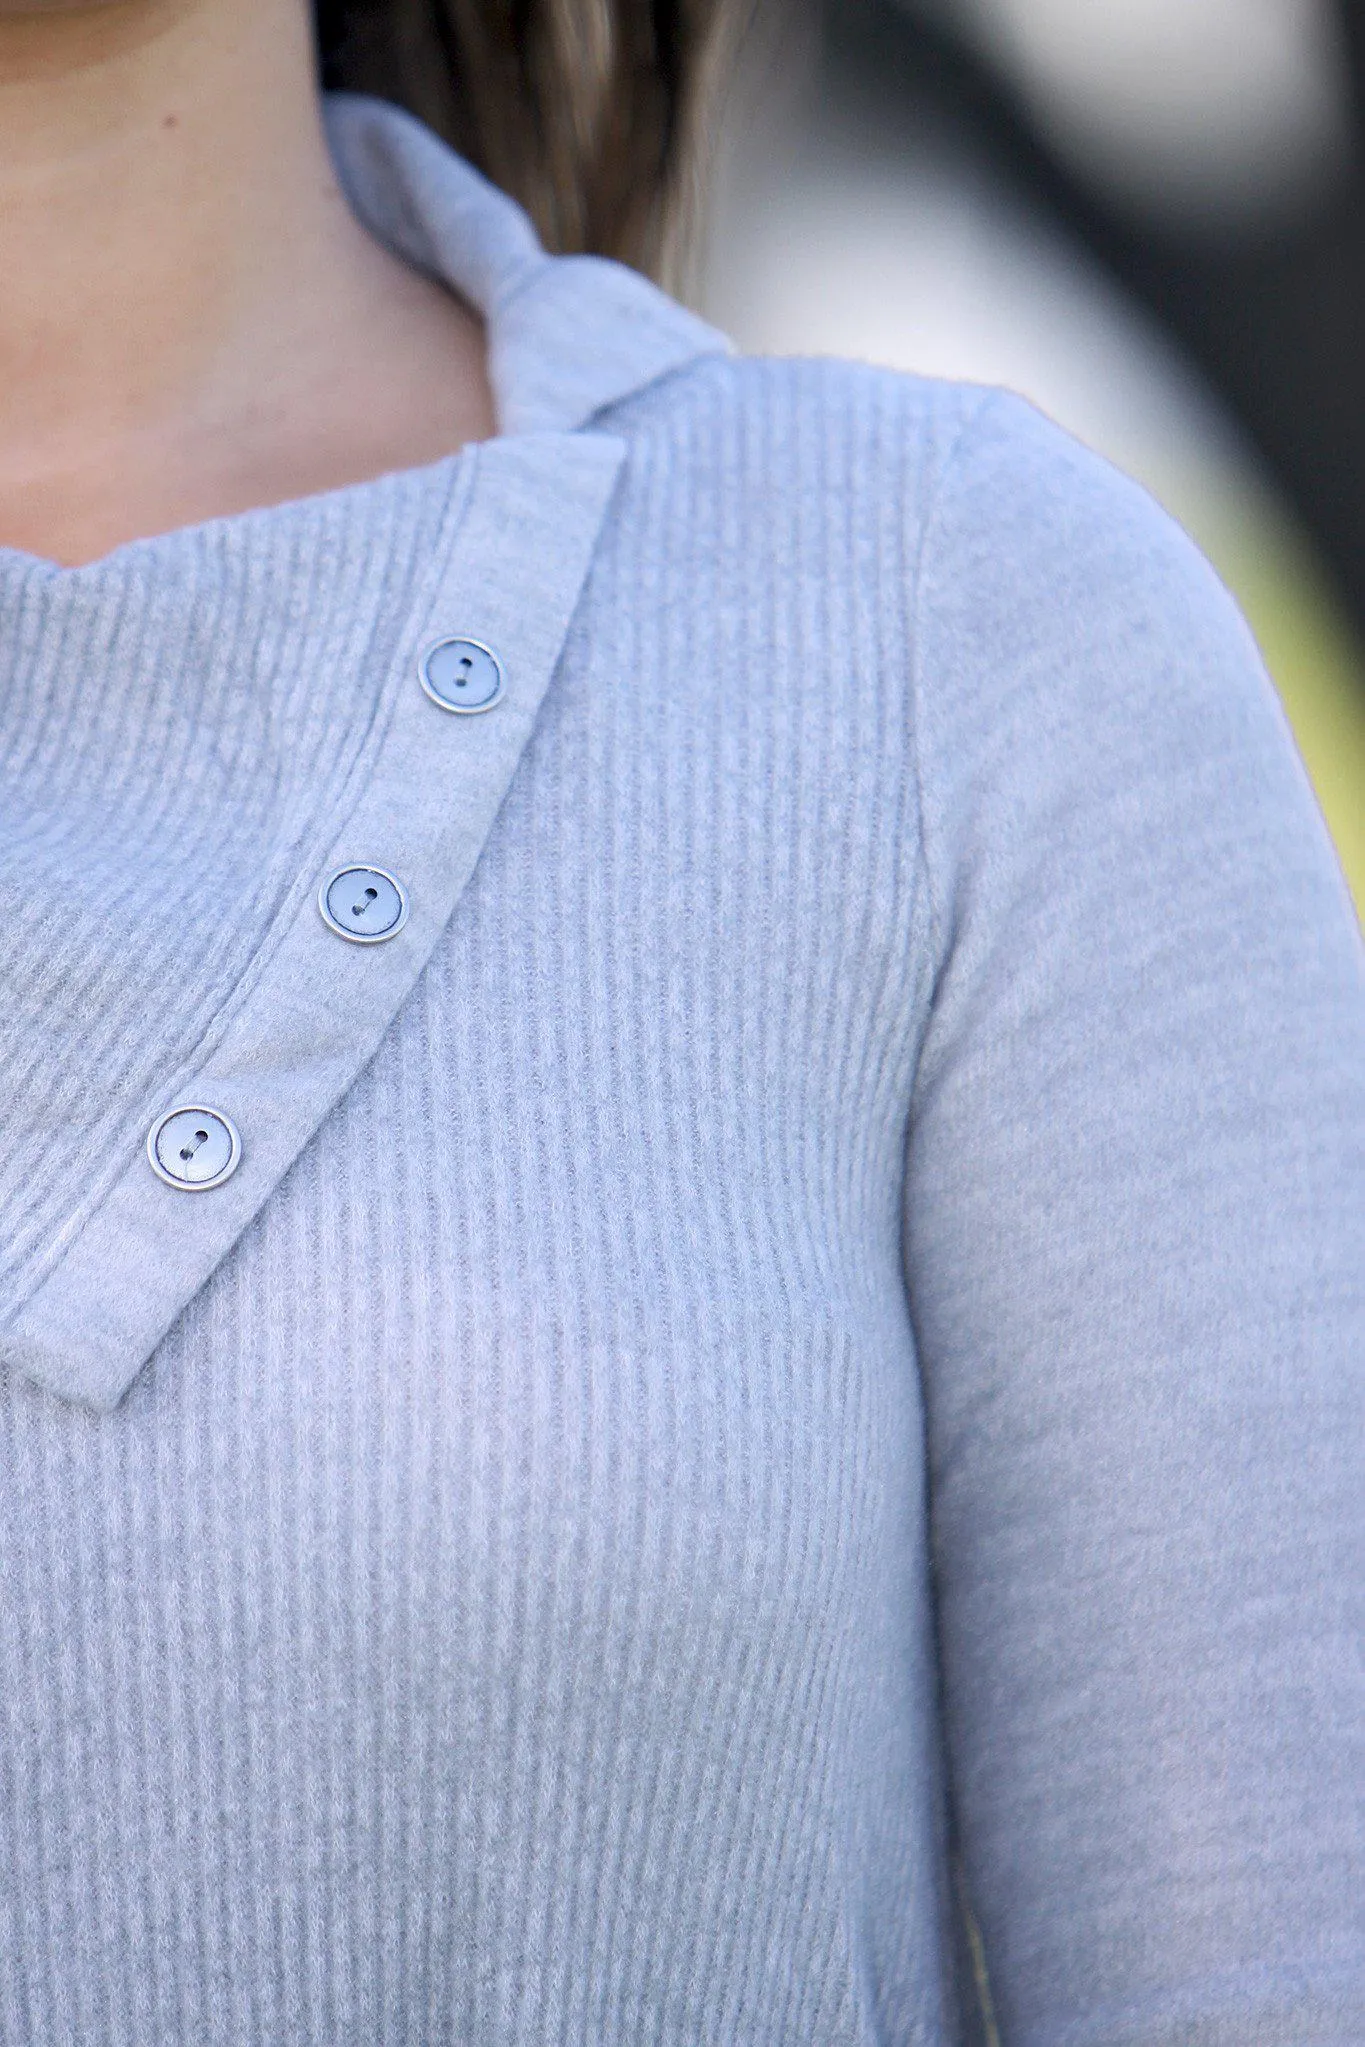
[0,462,467,1313]
[0,96,1360,2047]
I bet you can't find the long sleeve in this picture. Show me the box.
[903,392,1365,2045]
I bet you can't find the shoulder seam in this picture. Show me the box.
[907,387,1007,962]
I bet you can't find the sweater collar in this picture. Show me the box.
[0,98,727,1415]
[323,93,731,437]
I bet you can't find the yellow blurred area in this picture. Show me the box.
[1194,503,1365,919]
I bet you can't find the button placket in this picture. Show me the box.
[4,432,627,1411]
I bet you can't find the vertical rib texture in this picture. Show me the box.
[0,360,956,2046]
[0,458,468,1314]
[1,353,1361,2047]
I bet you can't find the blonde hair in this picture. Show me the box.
[315,0,736,276]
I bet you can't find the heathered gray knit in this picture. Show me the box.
[0,93,1360,2047]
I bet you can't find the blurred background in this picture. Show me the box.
[696,0,1365,914]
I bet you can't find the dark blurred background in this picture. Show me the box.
[700,0,1365,909]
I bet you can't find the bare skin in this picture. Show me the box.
[0,0,496,567]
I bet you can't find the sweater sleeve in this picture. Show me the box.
[902,391,1365,2046]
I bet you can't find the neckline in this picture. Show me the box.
[0,93,728,585]
[0,430,630,1412]
[0,445,473,586]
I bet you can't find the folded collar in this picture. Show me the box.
[323,93,732,436]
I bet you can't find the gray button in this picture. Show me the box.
[420,637,505,714]
[319,864,409,944]
[147,1106,242,1192]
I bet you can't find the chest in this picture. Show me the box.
[0,552,945,2045]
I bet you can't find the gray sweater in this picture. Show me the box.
[0,94,1360,2047]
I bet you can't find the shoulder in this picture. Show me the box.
[898,388,1352,988]
[905,382,1281,804]
[596,353,1218,630]
[596,349,987,507]
[602,351,1348,928]
[589,344,1286,761]
[596,354,1262,728]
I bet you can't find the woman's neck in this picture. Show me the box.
[0,0,494,567]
